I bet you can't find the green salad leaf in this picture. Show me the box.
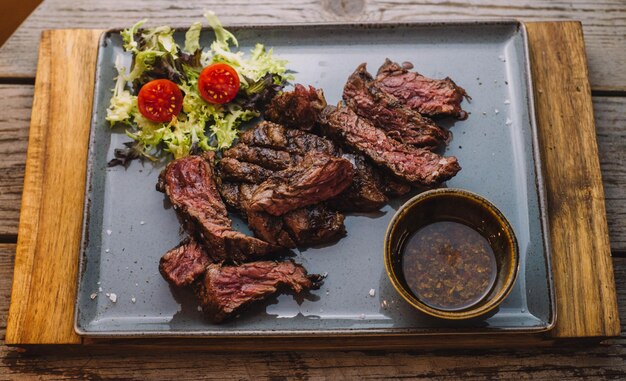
[106,12,290,166]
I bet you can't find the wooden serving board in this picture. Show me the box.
[5,22,620,347]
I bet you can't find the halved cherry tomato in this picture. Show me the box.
[198,63,240,104]
[137,79,183,123]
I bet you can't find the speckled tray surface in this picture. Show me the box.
[75,20,554,337]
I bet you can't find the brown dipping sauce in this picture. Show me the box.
[401,221,497,311]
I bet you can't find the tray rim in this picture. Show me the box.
[74,19,556,338]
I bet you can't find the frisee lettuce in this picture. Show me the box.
[106,12,290,165]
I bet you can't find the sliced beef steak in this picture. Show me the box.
[322,104,460,186]
[223,145,292,171]
[282,205,346,244]
[157,152,280,262]
[218,157,273,183]
[159,238,210,287]
[195,261,323,323]
[265,84,327,131]
[375,59,469,119]
[249,152,354,216]
[343,63,449,149]
[239,121,338,156]
[238,183,297,248]
[221,181,346,248]
[328,153,388,212]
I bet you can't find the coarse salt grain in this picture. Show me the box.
[495,109,499,114]
[359,314,366,320]
[140,221,145,225]
[505,118,513,125]
[369,289,376,297]
[109,293,117,303]
[106,229,112,236]
[90,293,97,300]
[99,287,103,292]
[131,297,136,303]
[504,100,511,105]
[197,306,203,312]
[105,249,110,253]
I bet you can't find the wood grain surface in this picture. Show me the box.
[527,22,620,338]
[3,21,620,347]
[0,0,625,91]
[5,29,102,345]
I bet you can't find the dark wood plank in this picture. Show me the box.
[0,85,32,238]
[595,97,626,253]
[1,245,626,380]
[527,22,619,338]
[0,0,624,91]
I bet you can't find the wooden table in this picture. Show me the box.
[1,0,625,378]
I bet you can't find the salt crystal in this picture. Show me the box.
[99,287,103,292]
[381,300,389,309]
[106,229,112,236]
[105,249,110,253]
[505,118,513,125]
[359,313,366,320]
[369,289,376,297]
[109,293,117,303]
[495,109,499,115]
[135,283,139,287]
[90,293,97,300]
[140,221,145,225]
[197,306,203,312]
[504,100,511,105]
[97,281,101,285]
[131,297,136,303]
[322,272,328,278]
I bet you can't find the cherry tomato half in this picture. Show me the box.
[198,63,240,104]
[137,79,183,123]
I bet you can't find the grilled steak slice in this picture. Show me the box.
[217,180,241,211]
[322,104,460,186]
[239,183,297,248]
[223,145,292,171]
[328,153,388,212]
[249,152,354,216]
[265,84,327,131]
[159,238,209,287]
[375,59,468,119]
[157,153,280,262]
[220,182,346,247]
[282,205,346,244]
[195,261,323,323]
[344,63,449,149]
[239,121,338,156]
[219,157,272,183]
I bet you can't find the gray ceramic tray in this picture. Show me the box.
[75,20,555,337]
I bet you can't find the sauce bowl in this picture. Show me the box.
[384,188,519,320]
